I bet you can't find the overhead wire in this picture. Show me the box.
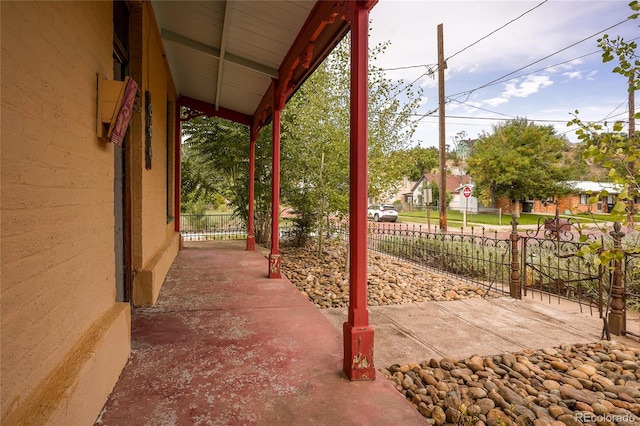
[446,17,633,101]
[445,0,549,62]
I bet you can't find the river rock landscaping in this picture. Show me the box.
[280,240,492,309]
[280,240,640,425]
[382,342,640,426]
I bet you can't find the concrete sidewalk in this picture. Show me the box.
[322,294,639,368]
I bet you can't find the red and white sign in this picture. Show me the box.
[463,186,472,198]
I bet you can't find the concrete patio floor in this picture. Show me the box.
[96,240,639,425]
[95,241,425,425]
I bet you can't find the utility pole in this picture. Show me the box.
[437,23,447,232]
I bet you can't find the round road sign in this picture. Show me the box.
[463,186,472,198]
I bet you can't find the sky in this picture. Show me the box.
[367,0,639,149]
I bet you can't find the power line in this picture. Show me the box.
[377,64,437,73]
[447,98,517,119]
[411,113,628,125]
[446,0,549,62]
[447,17,633,101]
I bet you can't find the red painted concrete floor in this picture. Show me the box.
[96,240,425,425]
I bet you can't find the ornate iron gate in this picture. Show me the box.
[520,216,605,316]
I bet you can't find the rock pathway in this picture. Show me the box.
[280,240,492,309]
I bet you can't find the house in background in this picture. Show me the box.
[449,184,480,213]
[408,173,471,206]
[495,181,622,215]
[455,138,475,160]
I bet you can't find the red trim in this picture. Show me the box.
[246,127,256,251]
[253,1,354,132]
[174,102,182,235]
[178,96,252,126]
[268,83,282,279]
[344,0,375,381]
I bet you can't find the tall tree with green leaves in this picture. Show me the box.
[181,116,274,243]
[280,35,422,242]
[389,146,440,181]
[466,118,577,216]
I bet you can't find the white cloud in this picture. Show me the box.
[563,71,584,80]
[502,75,553,98]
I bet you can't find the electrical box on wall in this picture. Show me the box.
[96,74,138,145]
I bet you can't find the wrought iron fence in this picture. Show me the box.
[521,218,605,316]
[365,223,511,295]
[180,214,246,241]
[623,251,640,338]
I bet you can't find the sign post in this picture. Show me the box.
[462,186,471,228]
[424,186,432,232]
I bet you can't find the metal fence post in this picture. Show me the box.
[608,222,626,335]
[510,214,521,299]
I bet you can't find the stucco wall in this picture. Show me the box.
[129,2,180,306]
[1,2,131,423]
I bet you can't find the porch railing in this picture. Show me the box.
[180,214,246,241]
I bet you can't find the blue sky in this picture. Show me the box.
[368,0,639,149]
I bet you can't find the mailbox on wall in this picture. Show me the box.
[97,74,138,145]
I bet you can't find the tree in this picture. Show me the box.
[280,35,423,243]
[569,0,639,230]
[466,118,577,216]
[390,146,439,181]
[181,116,273,243]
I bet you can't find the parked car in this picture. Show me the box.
[367,204,398,222]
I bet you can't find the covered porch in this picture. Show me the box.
[96,241,425,424]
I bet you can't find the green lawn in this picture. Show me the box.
[398,210,622,227]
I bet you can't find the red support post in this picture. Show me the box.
[268,81,282,278]
[246,127,257,251]
[343,0,375,381]
[174,101,182,242]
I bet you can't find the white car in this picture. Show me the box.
[367,204,398,222]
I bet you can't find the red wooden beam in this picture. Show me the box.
[174,101,182,236]
[252,0,352,132]
[178,96,252,126]
[246,126,257,251]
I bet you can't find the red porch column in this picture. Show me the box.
[246,127,257,251]
[343,1,375,381]
[268,82,282,278]
[174,101,182,240]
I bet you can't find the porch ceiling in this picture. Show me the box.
[151,0,359,127]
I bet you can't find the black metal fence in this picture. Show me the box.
[521,220,605,317]
[623,249,640,339]
[365,223,511,295]
[180,214,246,241]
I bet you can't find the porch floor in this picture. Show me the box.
[96,240,639,425]
[95,240,426,425]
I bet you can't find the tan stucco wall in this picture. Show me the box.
[129,2,180,306]
[0,2,133,423]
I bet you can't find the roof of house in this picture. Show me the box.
[567,181,622,194]
[412,173,471,194]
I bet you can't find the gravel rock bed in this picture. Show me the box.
[280,240,493,309]
[381,341,640,426]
